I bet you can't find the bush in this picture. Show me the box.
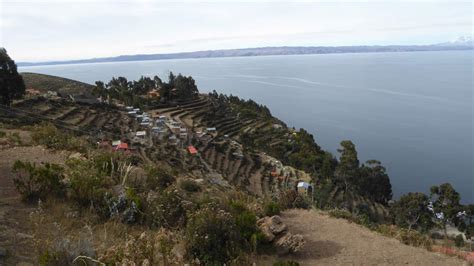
[31,123,87,152]
[12,160,65,201]
[39,250,75,266]
[146,167,175,190]
[185,206,243,264]
[264,202,281,216]
[328,209,353,220]
[0,130,6,138]
[278,190,311,210]
[147,189,186,228]
[66,158,110,208]
[104,188,143,224]
[274,261,300,266]
[454,234,464,247]
[180,179,201,192]
[375,224,433,250]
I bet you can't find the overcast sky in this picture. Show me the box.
[1,0,472,62]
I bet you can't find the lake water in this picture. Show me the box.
[20,51,473,203]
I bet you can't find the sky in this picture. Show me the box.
[0,0,472,62]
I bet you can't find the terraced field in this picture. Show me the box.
[1,98,134,141]
[150,95,297,197]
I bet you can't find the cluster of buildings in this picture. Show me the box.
[125,106,194,148]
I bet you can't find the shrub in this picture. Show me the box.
[0,130,6,138]
[264,202,281,216]
[12,160,64,201]
[39,250,73,266]
[31,123,87,151]
[147,189,186,228]
[328,209,353,220]
[274,261,300,266]
[278,190,311,210]
[375,224,433,250]
[146,167,175,190]
[8,132,22,145]
[185,206,243,264]
[454,234,464,247]
[180,179,201,192]
[104,188,143,224]
[66,158,110,208]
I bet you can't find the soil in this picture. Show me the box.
[259,209,466,265]
[0,142,70,265]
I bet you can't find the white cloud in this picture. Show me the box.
[1,1,471,61]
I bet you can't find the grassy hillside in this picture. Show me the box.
[21,72,94,95]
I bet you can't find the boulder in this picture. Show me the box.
[274,233,305,255]
[257,215,305,255]
[68,152,85,160]
[257,215,288,238]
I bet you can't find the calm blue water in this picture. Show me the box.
[20,51,474,203]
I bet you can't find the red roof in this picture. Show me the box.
[187,145,198,155]
[115,143,129,150]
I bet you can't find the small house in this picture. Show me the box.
[136,131,147,138]
[112,140,121,147]
[187,145,198,155]
[115,142,129,151]
[206,127,217,133]
[297,181,312,195]
[168,134,179,145]
[147,89,160,98]
[158,115,167,122]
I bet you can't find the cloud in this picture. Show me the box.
[2,1,471,61]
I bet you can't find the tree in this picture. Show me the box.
[131,76,155,95]
[93,81,107,97]
[0,48,25,106]
[320,152,337,180]
[334,140,359,192]
[430,183,463,242]
[358,160,392,204]
[173,74,198,100]
[390,192,434,232]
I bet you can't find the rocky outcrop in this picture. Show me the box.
[257,215,305,255]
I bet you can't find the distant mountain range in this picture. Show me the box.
[18,40,473,67]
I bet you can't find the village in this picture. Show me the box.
[94,103,314,197]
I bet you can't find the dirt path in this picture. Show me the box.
[260,209,465,265]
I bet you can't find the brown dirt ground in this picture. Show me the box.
[259,209,467,265]
[0,142,71,265]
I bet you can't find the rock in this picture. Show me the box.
[259,223,275,242]
[257,215,305,255]
[274,233,305,255]
[68,152,85,160]
[257,215,288,239]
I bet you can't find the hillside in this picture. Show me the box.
[21,72,94,95]
[0,73,472,265]
[18,43,473,67]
